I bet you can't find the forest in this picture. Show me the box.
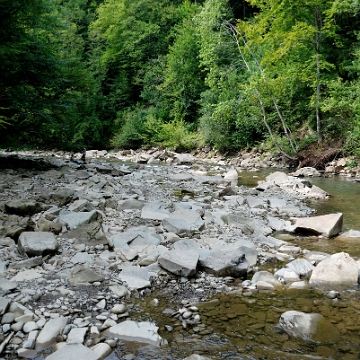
[1,0,360,159]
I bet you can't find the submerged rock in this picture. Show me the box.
[279,310,340,342]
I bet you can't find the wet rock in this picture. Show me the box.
[5,200,42,216]
[309,252,359,285]
[290,213,343,237]
[279,310,340,342]
[18,232,59,256]
[105,320,167,346]
[336,229,360,240]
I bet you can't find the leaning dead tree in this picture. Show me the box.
[223,20,297,161]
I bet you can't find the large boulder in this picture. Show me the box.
[162,209,204,237]
[200,248,249,277]
[290,213,343,237]
[18,232,59,256]
[158,248,199,278]
[279,311,340,342]
[309,252,359,285]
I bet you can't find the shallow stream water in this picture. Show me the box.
[112,170,360,360]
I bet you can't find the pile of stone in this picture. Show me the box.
[0,152,358,358]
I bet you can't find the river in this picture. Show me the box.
[111,170,360,360]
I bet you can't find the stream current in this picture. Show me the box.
[109,170,360,360]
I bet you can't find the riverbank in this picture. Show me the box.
[0,150,360,359]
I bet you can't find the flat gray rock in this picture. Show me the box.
[106,320,167,346]
[162,209,204,236]
[200,248,249,277]
[59,210,102,230]
[141,200,172,220]
[158,249,199,277]
[68,265,104,286]
[118,264,151,289]
[18,232,59,256]
[0,277,17,292]
[35,317,69,351]
[0,297,10,315]
[5,200,42,216]
[118,199,145,210]
[110,226,161,249]
[45,343,98,360]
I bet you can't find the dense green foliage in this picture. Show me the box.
[1,0,360,155]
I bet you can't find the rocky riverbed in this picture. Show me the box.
[0,149,360,360]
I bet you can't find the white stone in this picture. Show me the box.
[23,321,39,333]
[91,342,112,360]
[106,320,167,346]
[67,327,87,344]
[35,317,68,351]
[310,252,359,285]
[45,343,98,360]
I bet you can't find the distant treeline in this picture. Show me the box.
[1,0,360,156]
